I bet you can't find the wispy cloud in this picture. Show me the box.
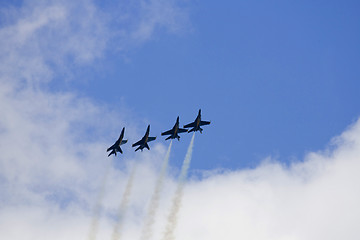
[129,0,190,42]
[0,1,107,86]
[0,0,186,238]
[0,0,189,86]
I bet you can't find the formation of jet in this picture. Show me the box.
[107,109,210,156]
[107,127,128,157]
[183,109,211,133]
[161,116,188,141]
[132,125,157,152]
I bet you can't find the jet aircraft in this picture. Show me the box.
[132,125,156,151]
[107,127,128,157]
[161,116,188,140]
[183,109,211,133]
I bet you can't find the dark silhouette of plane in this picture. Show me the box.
[132,125,156,151]
[183,109,211,133]
[107,127,127,157]
[161,116,188,141]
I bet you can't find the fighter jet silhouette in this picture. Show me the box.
[107,127,127,157]
[161,116,188,141]
[132,125,156,151]
[183,109,211,133]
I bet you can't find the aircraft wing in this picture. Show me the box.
[132,139,143,147]
[161,129,173,136]
[178,128,188,133]
[147,137,156,142]
[200,121,210,126]
[184,122,196,128]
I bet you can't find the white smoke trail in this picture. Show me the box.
[111,163,138,240]
[87,162,111,240]
[162,133,195,240]
[140,141,173,240]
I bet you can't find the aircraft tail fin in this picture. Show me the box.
[116,146,123,154]
[188,128,195,133]
[108,149,116,157]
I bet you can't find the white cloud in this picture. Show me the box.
[0,1,187,238]
[176,120,360,240]
[129,0,190,42]
[1,1,360,240]
[0,0,189,86]
[0,0,107,86]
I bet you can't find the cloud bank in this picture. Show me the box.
[0,1,359,240]
[179,121,360,240]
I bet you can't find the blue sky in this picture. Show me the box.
[1,1,360,239]
[57,0,360,170]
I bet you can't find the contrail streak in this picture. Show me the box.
[162,133,195,240]
[112,163,138,240]
[87,163,111,240]
[140,141,173,240]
